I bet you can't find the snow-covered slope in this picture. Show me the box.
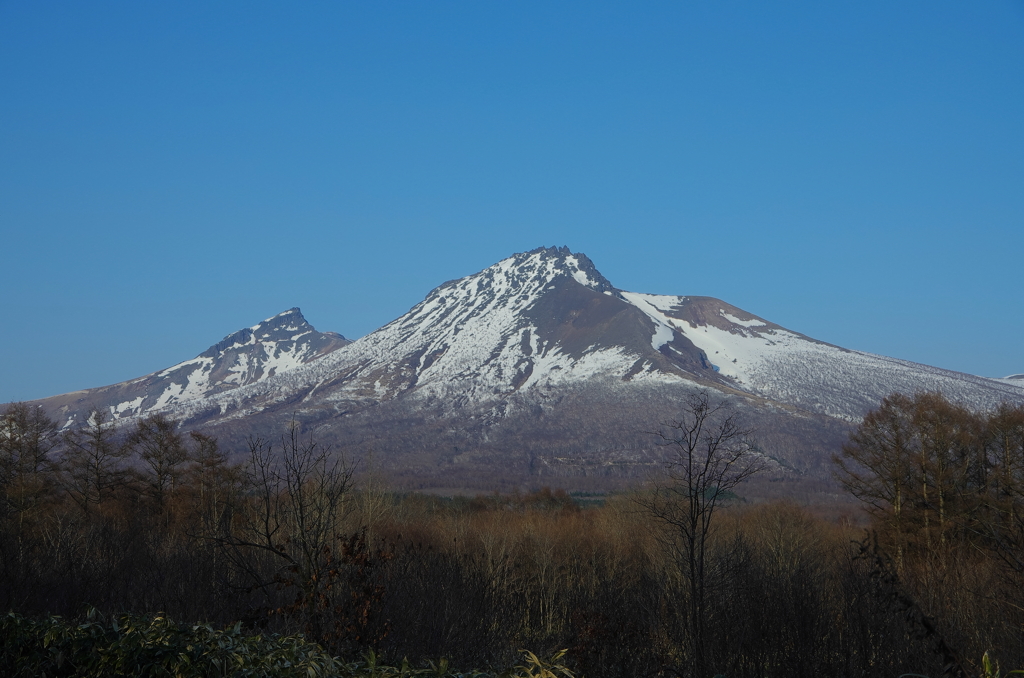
[619,292,1024,420]
[33,247,1023,456]
[136,246,1023,429]
[41,308,349,428]
[989,374,1024,388]
[150,248,710,421]
[301,247,704,403]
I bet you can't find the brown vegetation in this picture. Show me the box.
[834,392,1024,676]
[1,397,1022,677]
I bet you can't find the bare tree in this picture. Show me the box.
[980,402,1024,574]
[635,390,762,678]
[185,431,240,531]
[215,421,354,644]
[835,392,992,566]
[833,393,919,570]
[60,409,131,513]
[126,414,189,512]
[0,403,60,520]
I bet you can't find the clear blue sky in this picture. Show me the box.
[2,1,1023,403]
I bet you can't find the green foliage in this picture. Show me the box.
[981,650,1024,678]
[512,649,575,678]
[898,652,1024,678]
[0,610,574,678]
[0,609,339,677]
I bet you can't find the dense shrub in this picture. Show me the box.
[0,609,339,678]
[0,609,574,678]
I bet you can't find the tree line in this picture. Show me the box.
[835,392,1024,573]
[833,391,1024,676]
[1,395,1023,677]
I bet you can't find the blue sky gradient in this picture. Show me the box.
[2,1,1022,402]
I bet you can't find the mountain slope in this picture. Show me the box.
[42,308,349,428]
[29,246,1024,488]
[618,292,1024,421]
[154,247,733,423]
[157,246,1021,428]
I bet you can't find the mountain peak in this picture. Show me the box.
[199,307,349,360]
[257,307,304,326]
[35,308,351,428]
[499,246,616,294]
[248,307,316,338]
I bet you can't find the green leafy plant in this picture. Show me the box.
[2,611,575,678]
[898,652,1024,678]
[510,649,575,678]
[1,609,339,677]
[981,651,1024,678]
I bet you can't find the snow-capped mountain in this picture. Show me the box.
[30,247,1024,486]
[150,247,731,422]
[154,246,1021,424]
[42,308,349,429]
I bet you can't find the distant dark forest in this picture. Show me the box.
[1,392,1023,677]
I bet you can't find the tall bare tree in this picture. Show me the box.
[834,393,920,569]
[185,431,240,530]
[215,421,354,645]
[60,409,130,513]
[635,390,762,678]
[0,403,60,525]
[126,414,189,512]
[981,402,1024,573]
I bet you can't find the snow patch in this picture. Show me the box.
[153,383,185,410]
[111,396,145,417]
[572,269,592,286]
[651,323,674,350]
[721,311,766,328]
[619,292,678,349]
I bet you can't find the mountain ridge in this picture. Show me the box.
[39,307,350,428]
[27,246,1023,488]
